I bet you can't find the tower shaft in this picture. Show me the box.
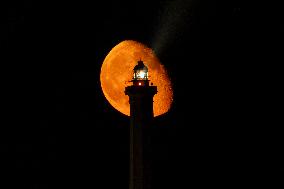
[125,86,157,189]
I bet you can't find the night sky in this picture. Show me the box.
[0,0,256,188]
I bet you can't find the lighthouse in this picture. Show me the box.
[125,60,157,189]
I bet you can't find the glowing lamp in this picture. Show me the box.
[133,60,148,80]
[132,60,149,86]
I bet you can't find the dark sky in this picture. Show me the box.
[0,0,257,188]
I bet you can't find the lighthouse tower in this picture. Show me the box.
[125,60,157,189]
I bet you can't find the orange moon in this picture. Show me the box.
[100,40,173,117]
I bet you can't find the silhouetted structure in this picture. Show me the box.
[125,60,157,189]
